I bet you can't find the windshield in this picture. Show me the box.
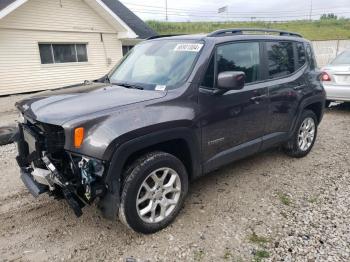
[109,40,203,90]
[331,51,350,65]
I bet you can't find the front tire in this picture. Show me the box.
[119,151,188,234]
[283,110,318,158]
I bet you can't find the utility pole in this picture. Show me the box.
[309,0,313,21]
[165,0,168,21]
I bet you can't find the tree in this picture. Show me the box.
[320,13,338,20]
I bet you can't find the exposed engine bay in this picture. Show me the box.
[16,117,106,217]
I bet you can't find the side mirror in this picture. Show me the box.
[217,71,246,91]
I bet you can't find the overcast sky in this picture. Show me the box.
[120,0,350,22]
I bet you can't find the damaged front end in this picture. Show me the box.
[16,117,106,217]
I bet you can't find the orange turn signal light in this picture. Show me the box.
[74,127,84,148]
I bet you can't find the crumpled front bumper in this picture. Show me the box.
[16,123,85,217]
[20,168,48,198]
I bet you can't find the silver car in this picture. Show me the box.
[321,50,350,107]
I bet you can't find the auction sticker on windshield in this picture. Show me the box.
[174,43,203,52]
[155,85,167,91]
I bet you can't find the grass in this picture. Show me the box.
[248,233,270,261]
[223,248,233,260]
[308,196,319,203]
[147,19,350,41]
[278,192,292,206]
[193,249,205,261]
[253,250,270,262]
[249,233,270,246]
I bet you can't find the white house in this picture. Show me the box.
[0,0,157,95]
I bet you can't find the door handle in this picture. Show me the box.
[250,94,267,104]
[293,84,306,91]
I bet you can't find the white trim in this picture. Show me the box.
[0,0,27,19]
[94,0,138,39]
[0,0,139,39]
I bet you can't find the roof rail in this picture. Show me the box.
[146,34,185,40]
[207,28,302,38]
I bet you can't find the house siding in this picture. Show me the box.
[0,0,124,95]
[0,0,115,33]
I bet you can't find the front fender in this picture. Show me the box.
[98,127,201,220]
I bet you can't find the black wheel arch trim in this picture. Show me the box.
[289,94,325,137]
[98,127,201,220]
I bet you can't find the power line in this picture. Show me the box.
[309,0,313,21]
[165,0,168,21]
[129,8,350,20]
[122,2,350,15]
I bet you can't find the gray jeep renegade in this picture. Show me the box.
[16,28,325,234]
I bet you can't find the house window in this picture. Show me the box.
[122,45,134,56]
[39,43,88,64]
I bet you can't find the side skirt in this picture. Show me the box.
[202,132,288,174]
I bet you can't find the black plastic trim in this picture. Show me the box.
[20,169,48,198]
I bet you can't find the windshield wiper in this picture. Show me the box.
[93,74,110,83]
[105,75,110,83]
[113,82,144,90]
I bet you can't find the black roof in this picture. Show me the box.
[102,0,157,39]
[0,0,16,11]
[0,0,157,39]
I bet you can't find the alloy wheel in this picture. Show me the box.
[136,167,181,223]
[298,117,316,151]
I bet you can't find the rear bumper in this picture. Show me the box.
[323,84,350,101]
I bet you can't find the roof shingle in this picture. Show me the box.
[101,0,157,39]
[0,0,16,11]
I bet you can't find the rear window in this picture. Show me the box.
[331,51,350,65]
[266,41,295,79]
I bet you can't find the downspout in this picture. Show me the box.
[100,33,109,67]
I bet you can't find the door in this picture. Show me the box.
[263,41,307,142]
[199,41,269,172]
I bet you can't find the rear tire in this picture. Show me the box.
[119,151,188,234]
[283,110,318,158]
[325,100,331,108]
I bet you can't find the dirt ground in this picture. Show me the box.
[0,96,349,261]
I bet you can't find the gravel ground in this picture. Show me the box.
[0,98,349,262]
[0,94,31,127]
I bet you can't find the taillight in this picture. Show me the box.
[321,72,331,81]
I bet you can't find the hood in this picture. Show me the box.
[16,83,167,125]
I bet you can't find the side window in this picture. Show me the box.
[201,55,215,88]
[296,42,306,69]
[266,41,295,79]
[216,42,260,84]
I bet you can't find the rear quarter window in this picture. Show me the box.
[296,42,306,69]
[306,43,317,69]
